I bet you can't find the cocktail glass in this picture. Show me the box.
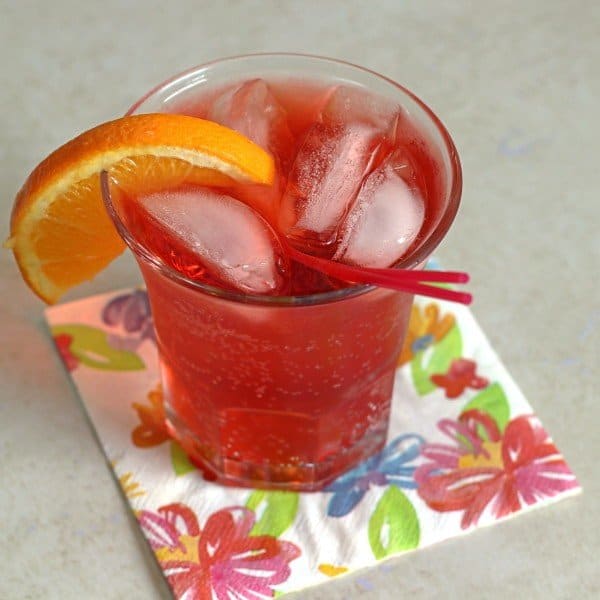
[102,54,462,491]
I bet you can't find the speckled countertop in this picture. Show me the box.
[1,1,598,598]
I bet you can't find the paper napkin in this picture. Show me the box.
[45,288,580,599]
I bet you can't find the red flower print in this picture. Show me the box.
[430,358,488,398]
[415,411,578,529]
[54,333,79,371]
[139,503,300,599]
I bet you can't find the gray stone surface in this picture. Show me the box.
[1,0,598,598]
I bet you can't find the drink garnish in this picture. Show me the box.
[6,114,274,303]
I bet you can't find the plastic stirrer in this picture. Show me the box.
[285,243,472,305]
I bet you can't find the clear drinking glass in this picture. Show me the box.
[102,54,462,491]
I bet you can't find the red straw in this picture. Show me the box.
[285,244,472,305]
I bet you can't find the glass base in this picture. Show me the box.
[165,413,388,491]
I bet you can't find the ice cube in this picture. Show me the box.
[278,85,400,248]
[334,151,425,268]
[279,121,383,246]
[322,84,400,132]
[137,187,289,294]
[208,79,293,162]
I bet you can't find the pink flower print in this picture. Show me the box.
[415,411,579,529]
[139,503,300,599]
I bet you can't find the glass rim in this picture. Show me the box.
[112,52,462,307]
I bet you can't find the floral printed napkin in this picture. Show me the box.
[45,286,580,599]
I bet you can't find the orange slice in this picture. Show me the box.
[6,113,275,303]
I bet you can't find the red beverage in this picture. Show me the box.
[105,55,461,490]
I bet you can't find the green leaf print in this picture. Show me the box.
[368,486,420,559]
[411,324,462,395]
[246,490,299,538]
[170,442,196,476]
[51,324,144,371]
[461,382,510,434]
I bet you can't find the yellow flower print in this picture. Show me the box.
[119,471,146,499]
[318,564,349,577]
[398,303,455,366]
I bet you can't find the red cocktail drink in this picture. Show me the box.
[104,55,462,490]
